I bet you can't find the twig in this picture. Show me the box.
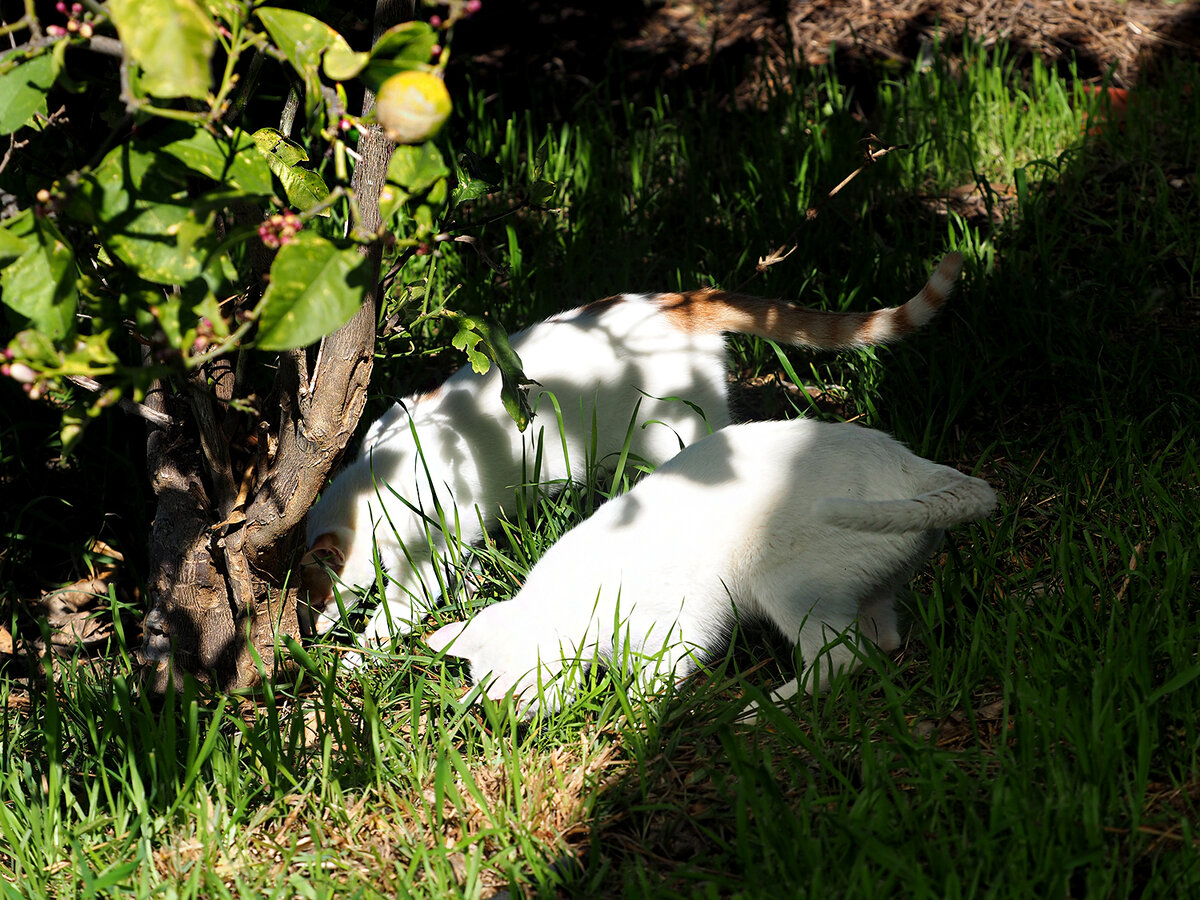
[83,34,123,60]
[0,133,29,176]
[66,374,174,427]
[734,136,911,292]
[453,233,508,276]
[824,136,910,202]
[1114,541,1146,604]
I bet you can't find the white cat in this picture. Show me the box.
[303,253,963,645]
[426,418,996,715]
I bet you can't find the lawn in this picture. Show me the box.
[2,27,1199,900]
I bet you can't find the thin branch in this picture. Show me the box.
[83,34,123,59]
[66,374,174,427]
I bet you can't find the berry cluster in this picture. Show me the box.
[429,0,482,29]
[46,2,94,39]
[257,211,303,249]
[191,318,218,356]
[2,351,48,400]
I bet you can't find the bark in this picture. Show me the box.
[136,0,414,692]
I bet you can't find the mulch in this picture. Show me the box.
[453,1,1200,107]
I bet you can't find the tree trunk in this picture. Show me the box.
[136,0,414,692]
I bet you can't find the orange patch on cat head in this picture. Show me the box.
[299,532,345,611]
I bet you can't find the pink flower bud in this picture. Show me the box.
[66,19,79,32]
[8,363,37,383]
[79,22,93,38]
[3,348,14,360]
[465,0,482,14]
[47,25,66,37]
[71,3,83,14]
[55,1,67,13]
[429,15,442,27]
[431,44,442,59]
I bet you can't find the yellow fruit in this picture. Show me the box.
[375,71,451,144]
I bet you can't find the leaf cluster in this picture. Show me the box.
[0,0,534,452]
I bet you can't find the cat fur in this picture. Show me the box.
[303,253,964,646]
[426,418,995,716]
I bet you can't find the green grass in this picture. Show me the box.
[4,39,1200,898]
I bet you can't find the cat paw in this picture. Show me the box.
[426,621,466,654]
[426,619,564,715]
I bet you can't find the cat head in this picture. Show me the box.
[299,524,358,634]
[300,454,390,633]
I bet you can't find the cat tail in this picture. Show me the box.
[658,252,963,349]
[815,472,996,533]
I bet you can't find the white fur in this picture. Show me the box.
[303,255,963,645]
[304,296,731,641]
[426,419,995,716]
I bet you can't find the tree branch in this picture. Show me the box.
[242,0,414,571]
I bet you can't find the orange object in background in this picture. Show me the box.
[1082,85,1132,134]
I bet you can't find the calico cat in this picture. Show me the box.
[426,418,996,715]
[303,253,963,646]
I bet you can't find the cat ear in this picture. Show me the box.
[426,621,468,655]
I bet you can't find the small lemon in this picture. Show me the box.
[375,71,451,144]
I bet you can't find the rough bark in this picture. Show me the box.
[136,0,414,692]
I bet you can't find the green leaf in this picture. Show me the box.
[450,321,490,375]
[453,178,491,205]
[387,142,449,194]
[381,143,449,224]
[62,331,120,369]
[256,233,369,351]
[67,144,224,286]
[257,8,353,107]
[154,127,273,195]
[9,329,60,366]
[359,22,438,92]
[148,293,185,348]
[529,180,556,204]
[451,315,533,431]
[252,127,309,167]
[253,128,331,214]
[192,294,229,340]
[106,203,207,284]
[200,0,243,26]
[0,213,77,339]
[0,219,28,263]
[457,147,504,186]
[108,0,216,99]
[0,53,57,135]
[323,45,370,82]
